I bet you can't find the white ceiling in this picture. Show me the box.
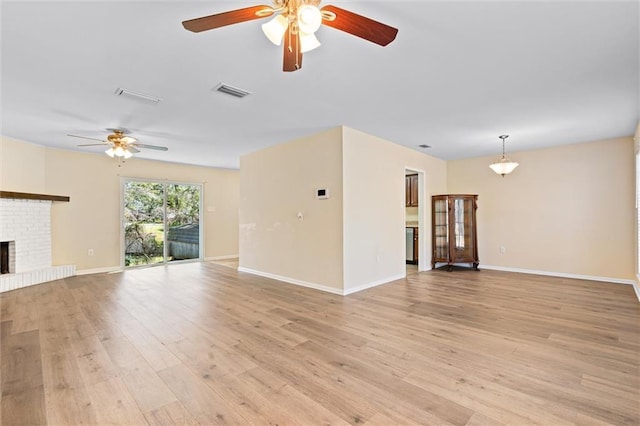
[1,1,638,169]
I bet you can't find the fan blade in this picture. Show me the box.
[283,25,302,72]
[77,143,109,147]
[128,146,140,154]
[68,134,107,143]
[320,5,398,46]
[132,143,168,151]
[182,5,273,33]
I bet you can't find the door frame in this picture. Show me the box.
[120,177,204,269]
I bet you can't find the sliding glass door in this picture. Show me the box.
[123,180,202,267]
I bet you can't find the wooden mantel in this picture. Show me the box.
[0,191,70,202]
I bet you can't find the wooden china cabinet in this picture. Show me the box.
[431,194,479,271]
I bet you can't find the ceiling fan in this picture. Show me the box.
[182,0,398,72]
[68,129,168,159]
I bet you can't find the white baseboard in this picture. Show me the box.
[238,267,344,295]
[238,267,407,296]
[205,255,239,261]
[481,264,636,286]
[75,266,122,276]
[343,273,406,295]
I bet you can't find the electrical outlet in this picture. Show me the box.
[88,249,94,256]
[499,246,506,255]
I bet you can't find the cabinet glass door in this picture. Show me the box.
[433,198,449,260]
[452,197,475,261]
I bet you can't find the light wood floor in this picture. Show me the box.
[1,263,638,425]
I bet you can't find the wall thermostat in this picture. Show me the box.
[316,188,329,199]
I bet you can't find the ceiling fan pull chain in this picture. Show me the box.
[296,33,301,68]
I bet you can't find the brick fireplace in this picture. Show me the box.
[0,191,75,292]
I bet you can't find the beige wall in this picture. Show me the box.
[239,126,448,293]
[447,137,635,281]
[4,131,634,289]
[342,127,447,291]
[1,137,46,192]
[239,127,345,291]
[1,136,240,271]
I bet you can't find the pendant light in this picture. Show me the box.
[489,134,519,177]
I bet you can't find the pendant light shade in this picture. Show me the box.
[300,32,321,53]
[297,5,322,34]
[489,135,519,177]
[262,15,288,45]
[489,158,519,176]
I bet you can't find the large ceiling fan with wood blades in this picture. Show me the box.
[182,0,398,72]
[68,129,168,159]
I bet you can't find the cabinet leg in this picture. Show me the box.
[473,263,479,271]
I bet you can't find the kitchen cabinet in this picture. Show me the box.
[405,174,419,207]
[406,227,418,264]
[432,194,479,270]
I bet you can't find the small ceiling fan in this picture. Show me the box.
[182,0,398,72]
[68,129,168,159]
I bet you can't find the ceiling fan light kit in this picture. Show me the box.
[489,134,519,177]
[182,0,398,72]
[106,145,132,159]
[69,129,168,161]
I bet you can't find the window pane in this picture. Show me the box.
[166,184,201,262]
[124,182,165,267]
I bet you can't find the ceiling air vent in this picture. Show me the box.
[214,83,251,98]
[418,144,431,148]
[114,88,161,104]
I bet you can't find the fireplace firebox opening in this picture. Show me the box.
[0,241,9,274]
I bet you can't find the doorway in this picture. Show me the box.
[405,168,425,272]
[122,179,203,268]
